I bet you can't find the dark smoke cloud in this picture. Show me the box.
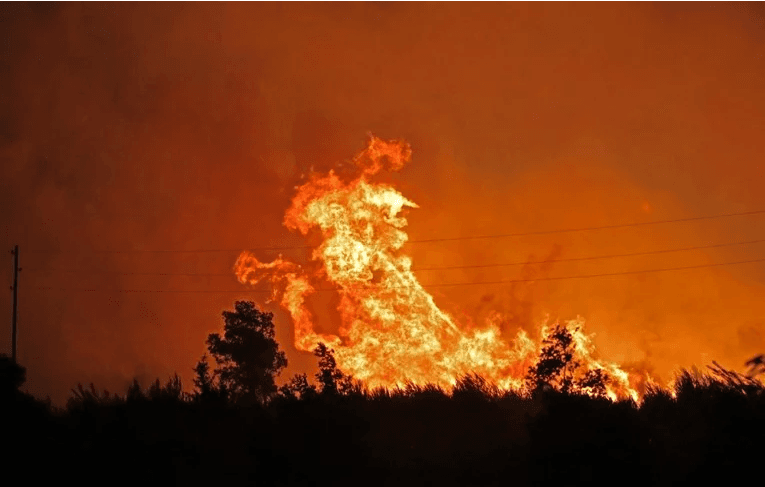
[1,3,764,403]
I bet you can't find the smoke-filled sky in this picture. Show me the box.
[2,2,765,404]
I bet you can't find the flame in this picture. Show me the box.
[235,135,646,399]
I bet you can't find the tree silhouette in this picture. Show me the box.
[576,368,610,398]
[525,323,610,397]
[526,323,580,394]
[0,353,26,396]
[278,372,317,400]
[192,353,225,402]
[202,301,288,405]
[147,374,184,402]
[314,343,354,395]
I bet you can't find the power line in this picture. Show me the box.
[408,209,765,244]
[32,255,765,293]
[34,286,272,294]
[23,208,765,254]
[25,269,234,277]
[25,244,310,255]
[23,236,765,276]
[423,256,765,288]
[412,237,765,271]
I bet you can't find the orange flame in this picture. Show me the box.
[235,135,645,399]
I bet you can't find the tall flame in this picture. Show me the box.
[235,135,644,399]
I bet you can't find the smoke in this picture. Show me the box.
[1,3,764,403]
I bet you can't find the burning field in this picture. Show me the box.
[235,135,647,401]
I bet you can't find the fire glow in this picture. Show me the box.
[235,135,643,401]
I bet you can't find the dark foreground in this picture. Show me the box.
[3,369,764,487]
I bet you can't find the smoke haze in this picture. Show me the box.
[1,2,765,403]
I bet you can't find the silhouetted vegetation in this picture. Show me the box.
[2,303,765,486]
[525,322,611,397]
[196,300,288,405]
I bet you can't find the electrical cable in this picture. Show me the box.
[23,237,765,276]
[23,208,765,254]
[32,255,765,293]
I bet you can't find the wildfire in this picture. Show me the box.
[235,135,645,400]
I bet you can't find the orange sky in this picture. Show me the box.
[1,2,765,404]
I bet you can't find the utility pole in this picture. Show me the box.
[10,245,18,363]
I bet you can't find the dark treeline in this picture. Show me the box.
[2,301,764,486]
